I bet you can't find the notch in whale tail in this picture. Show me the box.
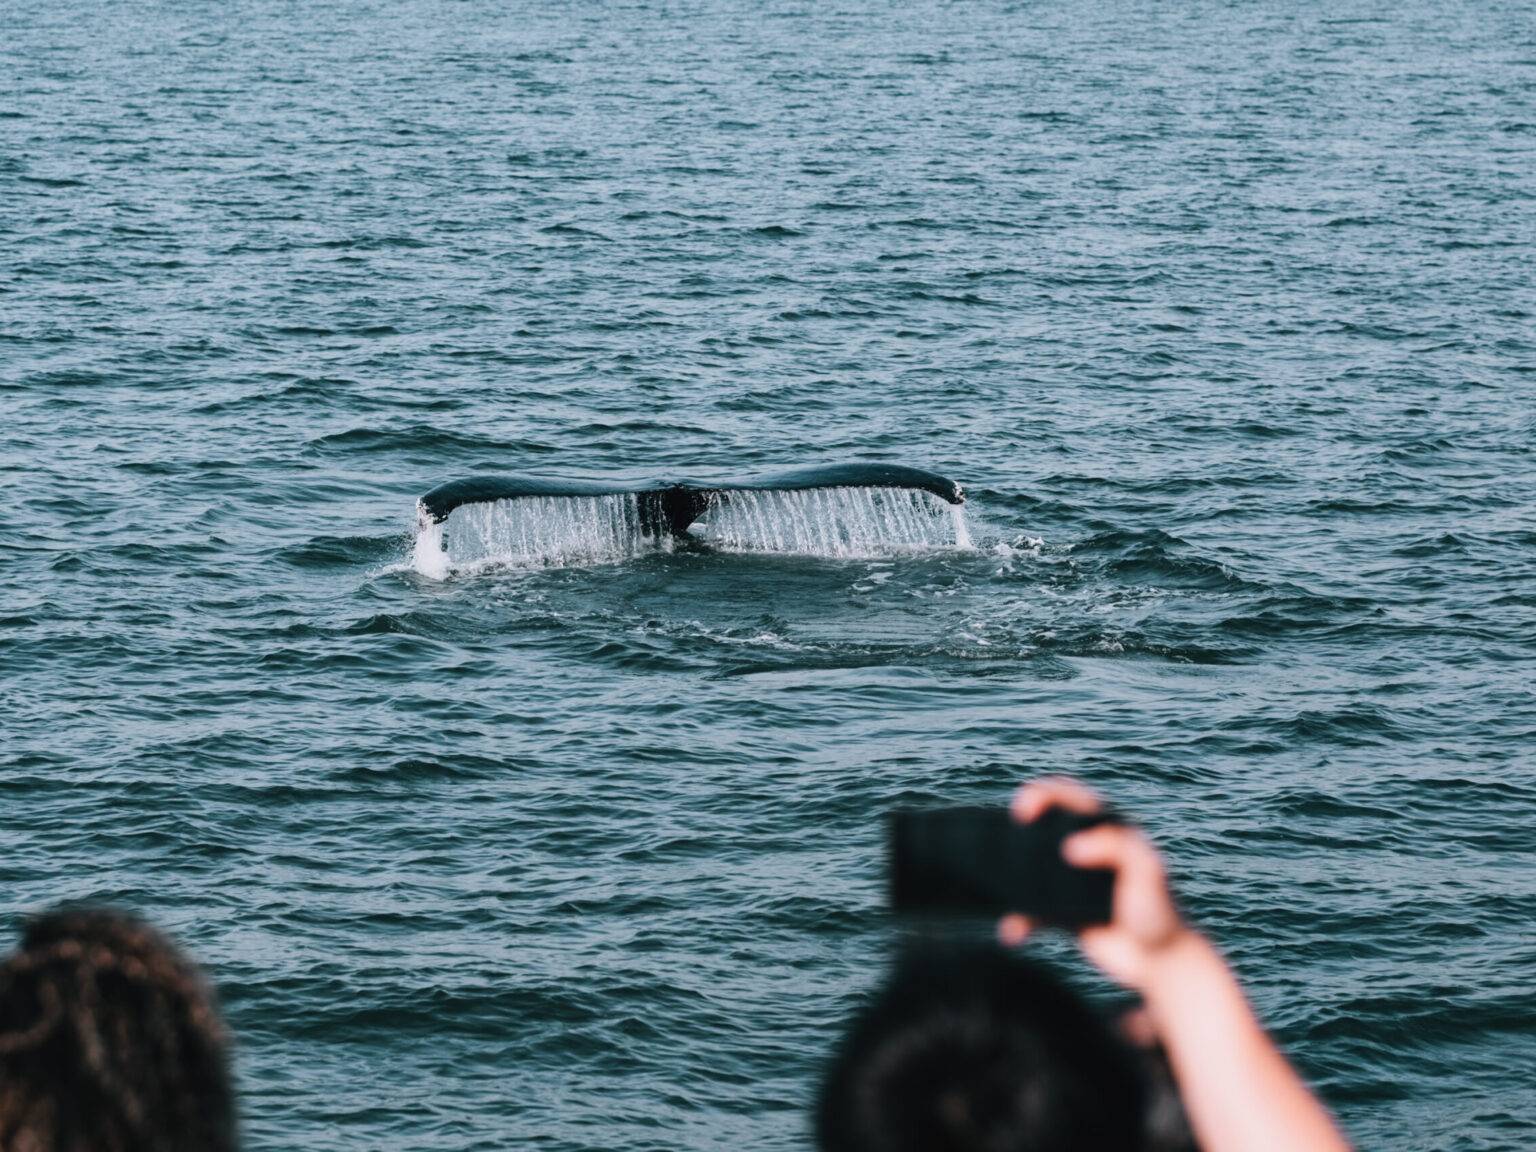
[416,464,965,536]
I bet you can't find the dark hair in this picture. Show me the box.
[816,944,1148,1152]
[0,907,237,1152]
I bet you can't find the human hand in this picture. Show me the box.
[998,777,1192,991]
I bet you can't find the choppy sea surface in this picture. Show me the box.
[3,1,1535,1148]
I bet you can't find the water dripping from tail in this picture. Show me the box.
[693,486,970,557]
[412,493,668,578]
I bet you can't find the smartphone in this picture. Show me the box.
[889,806,1116,927]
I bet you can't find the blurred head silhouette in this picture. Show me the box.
[0,907,236,1152]
[816,943,1152,1152]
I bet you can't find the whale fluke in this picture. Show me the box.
[417,464,964,536]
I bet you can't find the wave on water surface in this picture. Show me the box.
[412,485,973,577]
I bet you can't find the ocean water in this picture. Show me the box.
[3,0,1534,1148]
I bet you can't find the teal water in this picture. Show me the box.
[3,1,1535,1148]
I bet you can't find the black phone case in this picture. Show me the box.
[889,806,1115,927]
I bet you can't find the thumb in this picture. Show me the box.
[1061,823,1139,870]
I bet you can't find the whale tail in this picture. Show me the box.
[411,464,968,574]
[417,464,964,532]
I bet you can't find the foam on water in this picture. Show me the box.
[411,486,971,576]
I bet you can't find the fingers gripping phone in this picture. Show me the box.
[890,806,1116,927]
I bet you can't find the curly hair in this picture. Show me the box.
[0,907,237,1152]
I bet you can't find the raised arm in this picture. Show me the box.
[1003,778,1352,1152]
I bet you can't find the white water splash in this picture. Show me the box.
[412,509,451,580]
[410,486,972,577]
[694,486,970,557]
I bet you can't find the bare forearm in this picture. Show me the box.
[1143,932,1351,1152]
